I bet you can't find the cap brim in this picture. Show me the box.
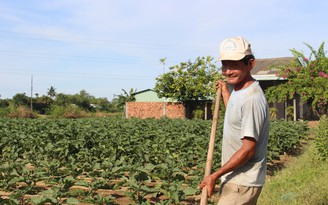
[218,53,246,61]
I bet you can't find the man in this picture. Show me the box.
[198,36,270,205]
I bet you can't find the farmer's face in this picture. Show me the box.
[221,60,253,86]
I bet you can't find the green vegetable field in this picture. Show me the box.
[0,118,308,204]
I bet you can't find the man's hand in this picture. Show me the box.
[216,80,228,94]
[216,80,230,107]
[197,174,217,198]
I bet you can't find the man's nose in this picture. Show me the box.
[223,68,232,74]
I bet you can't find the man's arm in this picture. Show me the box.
[198,137,257,197]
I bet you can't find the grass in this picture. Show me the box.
[258,140,328,205]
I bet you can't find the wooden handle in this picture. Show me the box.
[200,85,222,205]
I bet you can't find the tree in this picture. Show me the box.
[53,93,70,107]
[117,88,136,109]
[12,93,29,107]
[93,97,111,111]
[265,42,328,117]
[154,56,221,102]
[0,98,10,108]
[47,86,57,99]
[160,57,167,74]
[73,89,95,111]
[33,95,54,114]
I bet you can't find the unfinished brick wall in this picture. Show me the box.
[126,102,185,119]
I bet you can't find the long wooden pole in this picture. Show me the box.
[200,85,222,205]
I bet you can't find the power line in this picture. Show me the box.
[0,30,218,51]
[0,50,160,65]
[0,67,155,80]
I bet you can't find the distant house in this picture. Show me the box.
[126,57,312,120]
[251,57,313,120]
[132,89,164,102]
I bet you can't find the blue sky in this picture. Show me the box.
[0,0,327,100]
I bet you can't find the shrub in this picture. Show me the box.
[193,109,204,119]
[47,105,66,118]
[47,104,89,118]
[63,105,88,118]
[286,106,294,121]
[268,120,309,160]
[0,107,10,117]
[269,107,278,120]
[7,106,38,118]
[313,115,328,160]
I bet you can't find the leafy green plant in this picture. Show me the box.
[0,189,26,204]
[30,177,79,205]
[83,194,118,205]
[122,168,155,205]
[0,107,10,117]
[269,107,278,120]
[268,120,308,160]
[313,115,328,160]
[193,109,204,119]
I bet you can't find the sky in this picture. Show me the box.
[0,0,327,101]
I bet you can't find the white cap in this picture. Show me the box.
[218,36,253,61]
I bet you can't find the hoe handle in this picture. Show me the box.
[200,85,222,205]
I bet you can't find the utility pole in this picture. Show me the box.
[30,75,33,111]
[160,58,167,117]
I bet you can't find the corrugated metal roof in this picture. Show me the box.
[251,57,295,75]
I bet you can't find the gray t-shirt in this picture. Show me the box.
[221,81,270,187]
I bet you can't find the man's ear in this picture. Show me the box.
[248,59,255,71]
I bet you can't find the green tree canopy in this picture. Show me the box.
[265,42,328,117]
[33,95,53,114]
[53,90,95,111]
[12,93,29,107]
[92,97,111,111]
[154,56,221,102]
[47,86,57,99]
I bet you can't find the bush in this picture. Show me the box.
[47,104,88,118]
[268,120,309,160]
[269,107,278,120]
[0,107,10,117]
[313,115,328,160]
[63,105,88,118]
[47,105,66,118]
[193,109,204,119]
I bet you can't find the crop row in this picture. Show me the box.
[0,118,308,204]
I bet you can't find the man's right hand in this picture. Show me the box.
[216,80,230,107]
[216,80,228,94]
[197,174,217,198]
